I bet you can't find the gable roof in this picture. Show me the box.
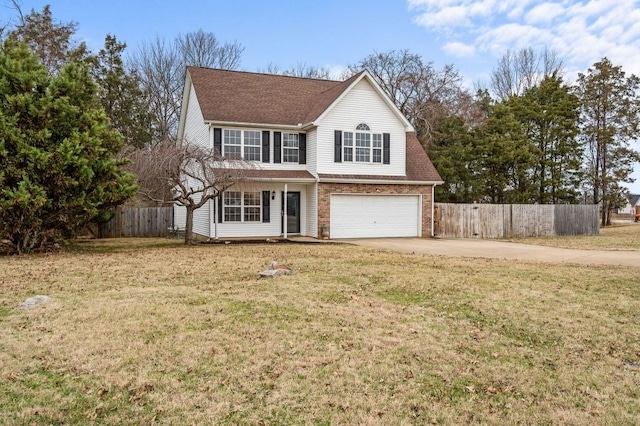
[185,67,412,130]
[319,132,442,184]
[187,67,349,126]
[629,194,640,207]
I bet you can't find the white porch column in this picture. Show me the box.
[283,184,288,239]
[214,195,219,240]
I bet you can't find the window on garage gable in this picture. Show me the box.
[351,123,382,163]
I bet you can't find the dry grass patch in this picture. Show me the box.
[1,238,639,425]
[511,222,640,251]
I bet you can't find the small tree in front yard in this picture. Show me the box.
[128,140,252,244]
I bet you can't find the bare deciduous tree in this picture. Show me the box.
[347,50,479,147]
[261,62,332,79]
[132,30,244,144]
[132,37,182,143]
[490,47,564,101]
[127,141,253,244]
[177,29,244,70]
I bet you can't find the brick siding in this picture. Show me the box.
[317,182,434,239]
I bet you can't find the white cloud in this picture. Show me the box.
[524,3,565,25]
[443,41,476,57]
[407,0,640,80]
[413,5,472,29]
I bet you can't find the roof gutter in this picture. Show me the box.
[319,177,444,186]
[205,120,313,131]
[244,177,317,183]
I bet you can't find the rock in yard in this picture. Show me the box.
[259,269,283,278]
[20,295,51,309]
[259,260,293,278]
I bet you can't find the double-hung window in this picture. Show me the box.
[223,129,261,161]
[282,133,299,163]
[243,131,261,161]
[372,133,382,163]
[355,131,371,162]
[223,129,242,158]
[343,132,353,162]
[345,123,383,163]
[223,191,261,222]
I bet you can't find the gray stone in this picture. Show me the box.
[20,295,51,309]
[259,269,283,278]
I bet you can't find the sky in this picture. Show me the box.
[3,0,640,194]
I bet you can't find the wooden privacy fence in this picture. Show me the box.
[99,206,174,238]
[434,203,599,239]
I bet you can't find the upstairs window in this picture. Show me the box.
[282,133,299,163]
[343,132,354,162]
[223,129,242,158]
[355,132,370,162]
[243,131,261,161]
[223,129,261,161]
[345,123,382,163]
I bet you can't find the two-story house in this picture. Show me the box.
[175,67,442,240]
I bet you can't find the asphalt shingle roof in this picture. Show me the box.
[188,67,358,126]
[189,67,442,184]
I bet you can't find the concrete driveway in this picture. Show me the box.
[347,238,639,267]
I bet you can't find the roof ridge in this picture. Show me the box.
[186,66,342,83]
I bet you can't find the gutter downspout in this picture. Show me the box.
[431,185,435,238]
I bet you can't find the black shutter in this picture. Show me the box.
[214,128,222,155]
[334,130,342,163]
[262,191,271,223]
[383,133,390,165]
[274,131,282,163]
[262,131,270,163]
[298,133,306,164]
[217,192,223,223]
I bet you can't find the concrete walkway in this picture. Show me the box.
[347,238,639,267]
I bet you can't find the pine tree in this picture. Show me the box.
[575,58,640,225]
[512,73,582,203]
[0,40,136,254]
[429,116,483,202]
[7,5,91,75]
[475,102,533,203]
[93,35,153,148]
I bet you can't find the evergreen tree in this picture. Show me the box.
[93,34,153,148]
[475,102,533,203]
[575,58,640,225]
[7,5,91,74]
[512,74,582,203]
[0,40,136,254]
[429,116,483,202]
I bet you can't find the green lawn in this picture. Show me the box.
[1,238,639,425]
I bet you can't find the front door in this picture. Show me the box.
[282,192,301,234]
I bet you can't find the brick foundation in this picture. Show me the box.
[318,182,434,239]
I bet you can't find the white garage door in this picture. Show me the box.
[330,194,421,238]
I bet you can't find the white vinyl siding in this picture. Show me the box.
[315,78,406,176]
[182,84,209,148]
[306,183,318,238]
[192,192,210,238]
[330,194,421,238]
[173,204,186,230]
